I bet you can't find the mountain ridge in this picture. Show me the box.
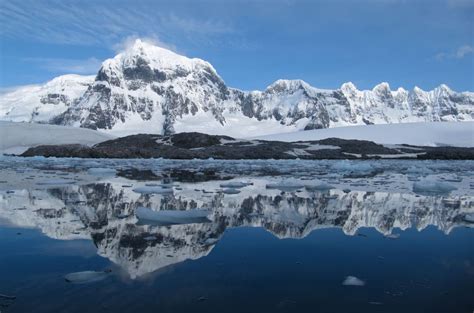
[1,39,473,137]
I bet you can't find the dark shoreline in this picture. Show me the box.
[20,132,474,160]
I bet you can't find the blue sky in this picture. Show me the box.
[0,0,473,91]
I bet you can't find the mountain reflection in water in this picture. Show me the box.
[1,181,471,279]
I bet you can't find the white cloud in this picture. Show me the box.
[447,0,474,8]
[0,0,236,49]
[454,45,474,58]
[112,36,178,54]
[435,45,474,61]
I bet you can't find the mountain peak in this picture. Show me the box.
[340,82,358,93]
[101,38,216,76]
[373,82,391,92]
[435,84,452,93]
[266,79,312,93]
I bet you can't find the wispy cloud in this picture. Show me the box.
[112,36,178,54]
[0,0,237,49]
[23,57,102,74]
[434,45,474,61]
[447,0,474,8]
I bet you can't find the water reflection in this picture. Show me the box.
[1,182,472,278]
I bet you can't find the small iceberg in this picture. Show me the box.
[464,213,474,223]
[333,161,373,173]
[37,179,76,185]
[0,294,16,300]
[0,293,16,309]
[222,188,241,194]
[143,235,157,241]
[342,276,365,286]
[384,233,400,239]
[64,270,111,284]
[136,207,211,226]
[219,182,252,188]
[413,179,457,195]
[266,182,304,191]
[87,168,117,176]
[304,182,334,191]
[132,186,174,194]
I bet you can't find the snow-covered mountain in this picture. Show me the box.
[1,39,473,137]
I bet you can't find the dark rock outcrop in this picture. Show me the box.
[20,132,474,160]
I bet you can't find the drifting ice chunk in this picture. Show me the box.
[0,294,16,300]
[132,186,174,194]
[406,166,433,175]
[0,293,16,309]
[222,188,241,194]
[464,213,474,223]
[37,179,76,185]
[87,168,117,176]
[342,276,365,286]
[332,160,373,173]
[305,181,334,191]
[64,270,110,284]
[384,233,400,239]
[136,207,211,226]
[82,161,101,168]
[266,182,304,191]
[143,235,157,241]
[203,238,219,245]
[413,179,457,195]
[219,182,252,188]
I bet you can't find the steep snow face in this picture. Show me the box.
[0,39,473,136]
[0,74,94,123]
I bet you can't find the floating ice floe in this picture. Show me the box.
[36,179,76,185]
[82,161,101,168]
[0,294,16,300]
[222,188,241,194]
[219,181,252,188]
[413,179,457,195]
[115,213,131,219]
[135,207,211,225]
[406,166,433,175]
[384,233,400,239]
[87,168,117,176]
[143,235,157,241]
[464,213,474,223]
[342,276,365,286]
[0,293,16,309]
[304,181,334,191]
[64,270,111,284]
[266,182,304,191]
[203,237,219,245]
[132,186,174,194]
[332,160,373,173]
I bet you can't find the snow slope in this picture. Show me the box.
[254,121,474,147]
[0,75,94,123]
[0,121,115,154]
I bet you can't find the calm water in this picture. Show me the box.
[0,157,473,312]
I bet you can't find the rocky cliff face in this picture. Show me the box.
[1,39,473,136]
